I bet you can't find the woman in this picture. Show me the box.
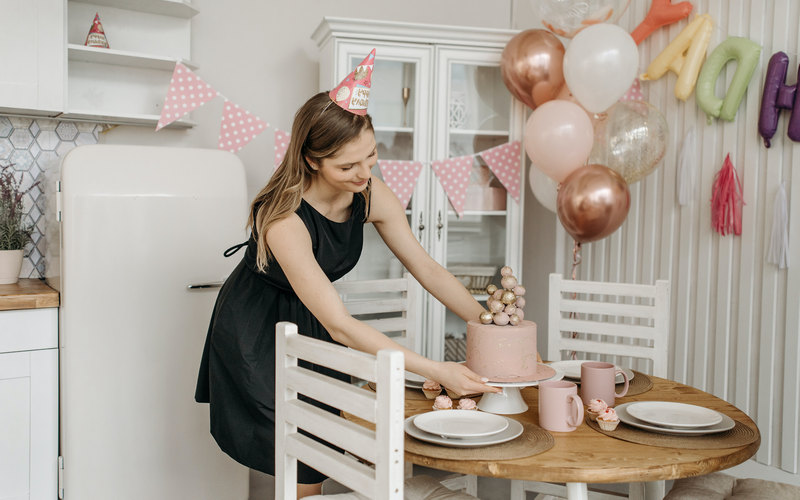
[196,54,498,497]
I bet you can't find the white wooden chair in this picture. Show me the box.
[333,273,421,354]
[333,274,478,496]
[275,322,478,500]
[511,273,671,500]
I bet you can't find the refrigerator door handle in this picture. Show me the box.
[186,281,225,290]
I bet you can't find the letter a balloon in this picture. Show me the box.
[563,23,639,114]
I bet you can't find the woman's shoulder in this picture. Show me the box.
[366,176,405,223]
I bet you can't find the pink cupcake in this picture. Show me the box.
[422,379,441,399]
[586,399,608,421]
[432,395,453,410]
[457,398,478,410]
[597,408,619,431]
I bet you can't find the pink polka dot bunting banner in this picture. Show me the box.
[156,63,219,131]
[378,160,424,209]
[431,155,473,218]
[274,129,290,170]
[218,100,269,153]
[620,79,644,102]
[479,141,521,203]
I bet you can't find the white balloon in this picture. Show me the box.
[563,23,639,114]
[529,165,558,213]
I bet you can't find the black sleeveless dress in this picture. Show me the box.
[195,192,368,483]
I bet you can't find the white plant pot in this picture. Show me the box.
[0,249,24,284]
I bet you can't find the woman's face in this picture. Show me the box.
[311,129,377,193]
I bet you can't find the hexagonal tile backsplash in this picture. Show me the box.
[1,116,101,279]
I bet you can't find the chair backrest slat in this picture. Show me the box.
[285,399,378,465]
[285,432,378,494]
[335,273,421,354]
[548,273,671,378]
[286,332,377,381]
[286,365,377,422]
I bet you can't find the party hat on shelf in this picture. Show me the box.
[85,13,109,49]
[328,49,375,115]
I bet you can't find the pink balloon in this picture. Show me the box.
[524,100,594,182]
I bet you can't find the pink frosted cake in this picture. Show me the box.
[465,319,539,382]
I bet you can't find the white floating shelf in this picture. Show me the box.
[68,44,196,71]
[449,129,509,136]
[374,126,414,134]
[60,109,195,129]
[81,0,198,18]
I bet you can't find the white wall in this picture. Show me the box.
[518,0,800,484]
[98,0,512,201]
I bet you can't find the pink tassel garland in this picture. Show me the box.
[710,154,744,236]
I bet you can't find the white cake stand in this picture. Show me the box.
[478,366,564,415]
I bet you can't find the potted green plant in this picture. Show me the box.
[0,162,39,284]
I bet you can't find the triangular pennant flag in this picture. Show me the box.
[379,160,424,209]
[274,129,290,170]
[85,13,109,48]
[431,155,473,218]
[156,63,219,131]
[479,141,522,203]
[218,100,269,153]
[620,79,644,102]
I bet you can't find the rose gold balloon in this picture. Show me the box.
[556,164,631,243]
[501,29,566,110]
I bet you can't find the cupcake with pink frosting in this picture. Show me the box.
[432,394,453,410]
[597,407,619,431]
[586,399,608,421]
[457,398,478,410]
[422,379,441,399]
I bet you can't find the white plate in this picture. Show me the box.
[626,401,723,428]
[413,410,509,438]
[615,403,735,436]
[404,415,524,448]
[405,371,426,388]
[548,360,634,384]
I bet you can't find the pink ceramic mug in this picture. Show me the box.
[580,361,629,404]
[538,380,584,432]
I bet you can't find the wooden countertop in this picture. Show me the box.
[0,278,60,311]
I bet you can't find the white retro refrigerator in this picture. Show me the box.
[55,145,249,499]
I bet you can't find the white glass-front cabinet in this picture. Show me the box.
[313,18,525,361]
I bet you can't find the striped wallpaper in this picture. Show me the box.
[520,0,800,477]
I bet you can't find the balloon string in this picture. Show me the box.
[569,241,582,360]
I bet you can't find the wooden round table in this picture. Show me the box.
[403,374,760,499]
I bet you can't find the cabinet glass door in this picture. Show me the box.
[336,43,433,282]
[432,48,520,361]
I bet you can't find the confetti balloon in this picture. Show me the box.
[537,0,632,39]
[589,100,669,184]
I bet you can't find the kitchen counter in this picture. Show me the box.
[0,279,59,311]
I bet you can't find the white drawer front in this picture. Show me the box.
[0,308,58,353]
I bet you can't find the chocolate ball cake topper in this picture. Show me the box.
[480,266,526,326]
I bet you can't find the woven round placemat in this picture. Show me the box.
[585,417,758,449]
[620,370,653,397]
[405,422,554,461]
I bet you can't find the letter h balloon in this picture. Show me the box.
[759,51,800,148]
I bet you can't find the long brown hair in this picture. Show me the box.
[248,91,374,271]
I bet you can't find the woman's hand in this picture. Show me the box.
[429,361,502,397]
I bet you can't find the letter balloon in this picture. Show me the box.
[696,37,762,123]
[758,51,800,147]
